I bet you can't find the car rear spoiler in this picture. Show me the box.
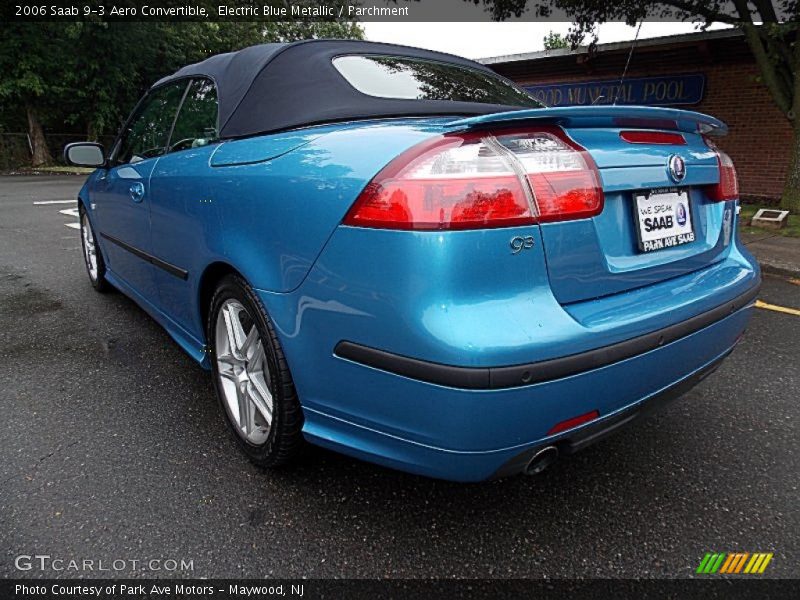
[446,105,728,136]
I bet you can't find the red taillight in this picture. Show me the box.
[496,128,604,223]
[620,131,686,145]
[704,137,739,202]
[343,127,603,230]
[547,410,600,436]
[343,134,533,230]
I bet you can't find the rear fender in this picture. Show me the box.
[211,122,445,293]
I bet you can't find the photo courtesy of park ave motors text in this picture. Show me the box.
[1,0,798,592]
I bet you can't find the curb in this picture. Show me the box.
[741,231,800,279]
[758,260,800,279]
[0,169,93,176]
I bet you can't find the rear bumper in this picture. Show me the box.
[257,222,761,481]
[491,345,731,479]
[334,284,759,390]
[296,280,757,481]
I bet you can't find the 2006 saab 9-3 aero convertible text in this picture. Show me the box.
[65,40,760,482]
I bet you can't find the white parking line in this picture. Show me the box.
[33,200,80,230]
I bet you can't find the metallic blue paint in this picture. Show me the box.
[91,161,158,300]
[78,106,759,482]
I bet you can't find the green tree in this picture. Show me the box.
[472,0,800,212]
[61,22,169,141]
[64,20,363,141]
[262,21,365,42]
[0,19,363,166]
[0,23,66,166]
[543,31,569,50]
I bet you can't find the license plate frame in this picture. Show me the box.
[633,187,695,253]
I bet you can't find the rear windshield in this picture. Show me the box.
[333,55,543,108]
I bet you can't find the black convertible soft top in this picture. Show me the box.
[152,39,530,139]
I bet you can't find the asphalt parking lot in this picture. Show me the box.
[0,175,798,579]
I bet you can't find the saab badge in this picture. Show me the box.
[676,202,687,226]
[668,154,686,183]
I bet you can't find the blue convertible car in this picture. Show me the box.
[65,40,760,481]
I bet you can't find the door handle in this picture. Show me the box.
[129,182,145,203]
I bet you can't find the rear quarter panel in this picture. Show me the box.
[209,120,447,294]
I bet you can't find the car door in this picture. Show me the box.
[148,78,221,336]
[92,80,188,302]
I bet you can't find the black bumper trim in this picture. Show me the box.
[100,233,189,281]
[334,280,760,390]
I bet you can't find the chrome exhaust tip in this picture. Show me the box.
[523,446,559,476]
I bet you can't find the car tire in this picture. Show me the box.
[208,274,304,468]
[79,203,110,293]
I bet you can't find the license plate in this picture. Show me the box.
[634,188,695,253]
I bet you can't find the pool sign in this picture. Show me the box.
[524,74,706,107]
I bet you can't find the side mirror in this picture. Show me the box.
[64,142,106,168]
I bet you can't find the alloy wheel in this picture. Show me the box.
[81,213,98,281]
[214,299,274,445]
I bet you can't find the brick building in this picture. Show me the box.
[481,29,791,201]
